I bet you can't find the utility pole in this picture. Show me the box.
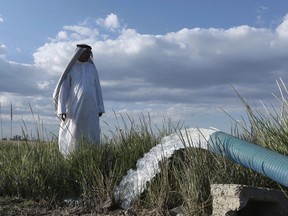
[10,102,12,140]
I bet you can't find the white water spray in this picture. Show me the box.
[114,127,218,209]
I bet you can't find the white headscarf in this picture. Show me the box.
[52,45,94,112]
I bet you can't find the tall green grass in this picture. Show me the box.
[0,140,67,200]
[0,82,287,214]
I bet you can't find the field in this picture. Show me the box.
[0,85,288,215]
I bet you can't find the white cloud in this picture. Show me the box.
[96,13,120,30]
[276,15,288,39]
[0,43,6,58]
[56,31,68,41]
[2,13,288,137]
[63,25,99,39]
[37,80,52,90]
[256,6,268,26]
[33,42,75,75]
[33,14,288,105]
[0,16,3,23]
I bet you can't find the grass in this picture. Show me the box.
[0,82,288,215]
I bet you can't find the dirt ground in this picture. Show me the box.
[0,197,164,216]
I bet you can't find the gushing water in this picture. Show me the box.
[114,127,218,209]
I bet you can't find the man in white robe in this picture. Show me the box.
[53,44,105,157]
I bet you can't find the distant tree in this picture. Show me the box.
[12,135,21,140]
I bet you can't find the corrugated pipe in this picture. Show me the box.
[208,131,288,187]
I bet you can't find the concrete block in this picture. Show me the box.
[211,184,288,216]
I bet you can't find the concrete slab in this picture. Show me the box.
[211,184,288,216]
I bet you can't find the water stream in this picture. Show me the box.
[114,127,218,209]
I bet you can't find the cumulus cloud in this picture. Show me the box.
[32,14,288,106]
[2,13,288,137]
[276,15,288,39]
[55,31,68,41]
[96,13,120,30]
[52,26,99,42]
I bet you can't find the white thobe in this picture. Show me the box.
[57,61,104,156]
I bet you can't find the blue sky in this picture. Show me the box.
[0,0,288,139]
[2,0,287,63]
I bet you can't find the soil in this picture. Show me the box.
[0,197,164,216]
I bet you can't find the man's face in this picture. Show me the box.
[78,48,92,62]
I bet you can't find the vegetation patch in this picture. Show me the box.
[0,82,288,215]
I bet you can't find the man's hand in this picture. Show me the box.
[61,113,67,121]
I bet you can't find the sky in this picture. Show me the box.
[0,0,288,140]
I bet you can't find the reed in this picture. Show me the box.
[0,81,287,214]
